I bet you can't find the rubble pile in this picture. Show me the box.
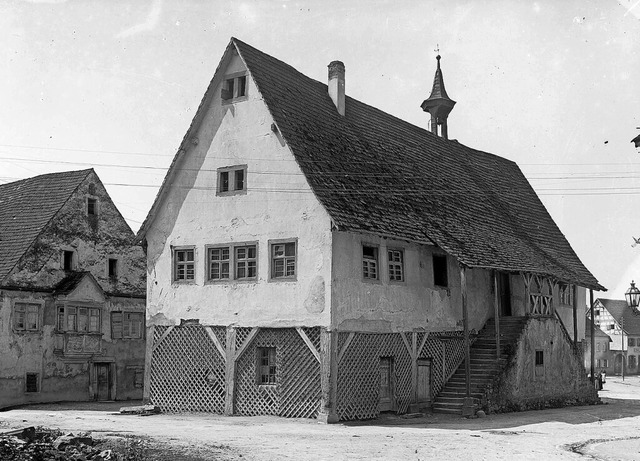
[0,427,145,460]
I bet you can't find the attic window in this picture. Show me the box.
[217,165,247,196]
[63,250,75,271]
[221,74,247,102]
[87,197,98,216]
[108,258,118,280]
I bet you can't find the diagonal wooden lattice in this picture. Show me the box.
[234,328,321,418]
[418,333,466,397]
[336,333,413,421]
[150,325,226,413]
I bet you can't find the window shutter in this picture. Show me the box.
[112,312,123,339]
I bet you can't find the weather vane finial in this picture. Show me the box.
[434,43,440,55]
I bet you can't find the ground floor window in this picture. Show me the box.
[257,347,276,385]
[25,373,39,393]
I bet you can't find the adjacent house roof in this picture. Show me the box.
[138,37,603,291]
[0,169,93,282]
[596,299,640,333]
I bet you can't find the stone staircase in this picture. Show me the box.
[432,316,528,414]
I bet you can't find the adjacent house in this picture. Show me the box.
[0,169,146,408]
[137,38,602,421]
[589,298,640,375]
[583,316,613,375]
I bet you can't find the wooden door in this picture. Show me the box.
[96,363,111,401]
[416,359,431,403]
[379,357,394,412]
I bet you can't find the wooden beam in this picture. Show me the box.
[142,324,155,403]
[224,327,236,415]
[399,332,414,359]
[318,329,339,423]
[590,290,595,383]
[572,285,578,345]
[204,326,226,359]
[493,271,501,359]
[411,332,418,404]
[337,332,355,365]
[461,265,470,399]
[296,327,320,363]
[234,328,259,361]
[152,325,174,353]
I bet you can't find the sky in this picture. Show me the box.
[1,0,639,301]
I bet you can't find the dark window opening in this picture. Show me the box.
[220,171,230,193]
[26,373,38,393]
[87,197,97,216]
[237,76,247,97]
[108,258,118,280]
[257,347,276,385]
[362,245,378,280]
[222,75,247,101]
[222,78,235,100]
[433,254,448,287]
[235,169,245,191]
[535,350,544,366]
[63,251,74,271]
[88,183,96,195]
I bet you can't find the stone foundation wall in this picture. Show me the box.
[482,317,599,413]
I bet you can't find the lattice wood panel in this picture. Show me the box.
[234,328,321,418]
[417,334,465,397]
[150,325,226,413]
[336,333,413,421]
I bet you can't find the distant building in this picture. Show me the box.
[590,299,640,375]
[0,170,146,408]
[137,38,602,421]
[583,316,613,375]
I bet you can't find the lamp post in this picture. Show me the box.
[623,281,640,380]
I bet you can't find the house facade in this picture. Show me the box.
[590,298,640,375]
[138,38,602,421]
[0,170,146,408]
[583,316,613,375]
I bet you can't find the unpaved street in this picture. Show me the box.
[2,376,640,460]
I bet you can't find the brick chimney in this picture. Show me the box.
[328,61,345,116]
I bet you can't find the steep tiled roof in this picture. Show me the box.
[598,299,640,333]
[0,170,92,282]
[139,38,603,290]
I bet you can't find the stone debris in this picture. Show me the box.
[0,428,145,460]
[119,404,161,416]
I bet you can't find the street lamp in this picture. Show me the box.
[621,281,640,380]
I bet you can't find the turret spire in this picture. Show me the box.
[421,54,456,139]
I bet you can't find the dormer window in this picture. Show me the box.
[221,73,247,102]
[217,165,247,196]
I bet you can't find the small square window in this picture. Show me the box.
[271,241,296,279]
[595,309,600,316]
[25,373,39,393]
[388,249,404,282]
[217,166,247,195]
[174,248,195,282]
[222,74,247,101]
[87,197,97,216]
[108,258,118,280]
[235,245,257,280]
[257,347,276,385]
[630,338,637,347]
[362,245,378,280]
[433,254,448,287]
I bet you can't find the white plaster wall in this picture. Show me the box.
[145,53,333,328]
[331,231,494,333]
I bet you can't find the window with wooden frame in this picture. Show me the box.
[558,283,574,305]
[235,245,257,280]
[270,240,296,280]
[57,306,100,333]
[388,249,404,282]
[25,373,39,393]
[535,350,544,377]
[14,302,40,332]
[111,312,144,339]
[173,248,195,282]
[257,347,276,385]
[433,254,448,287]
[629,338,637,347]
[221,73,247,102]
[208,247,231,281]
[217,165,247,195]
[362,245,379,280]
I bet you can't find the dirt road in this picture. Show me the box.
[2,376,640,460]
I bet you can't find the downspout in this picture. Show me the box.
[590,289,595,384]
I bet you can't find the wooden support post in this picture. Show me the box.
[493,271,501,359]
[572,285,578,347]
[411,332,418,404]
[460,264,474,416]
[590,289,595,384]
[142,325,155,404]
[318,329,339,423]
[224,327,237,415]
